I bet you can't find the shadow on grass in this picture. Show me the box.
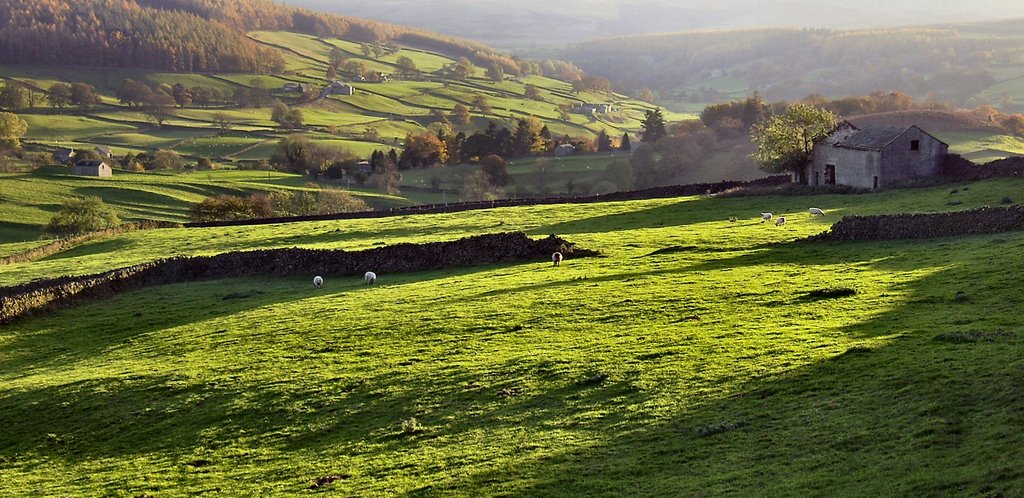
[3,234,1024,495]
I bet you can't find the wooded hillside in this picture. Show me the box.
[0,0,530,75]
[565,24,1024,109]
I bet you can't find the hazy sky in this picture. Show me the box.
[291,0,1024,47]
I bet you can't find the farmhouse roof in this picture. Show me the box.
[75,160,108,168]
[834,125,946,151]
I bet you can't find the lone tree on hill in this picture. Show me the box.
[620,133,632,151]
[0,111,28,147]
[750,102,838,183]
[639,109,667,143]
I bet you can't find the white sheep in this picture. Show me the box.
[809,207,826,216]
[552,252,563,266]
[364,271,377,285]
[775,216,787,226]
[760,212,773,223]
[313,275,323,289]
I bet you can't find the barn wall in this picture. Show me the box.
[880,128,947,186]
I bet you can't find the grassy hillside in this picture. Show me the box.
[0,168,425,244]
[2,178,1024,495]
[0,31,667,171]
[562,21,1024,114]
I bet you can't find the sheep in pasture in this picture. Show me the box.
[552,252,563,266]
[313,275,324,289]
[728,216,738,222]
[364,271,377,285]
[775,216,787,226]
[760,212,773,223]
[809,207,826,216]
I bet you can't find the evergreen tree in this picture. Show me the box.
[620,133,632,151]
[596,129,612,152]
[640,109,667,143]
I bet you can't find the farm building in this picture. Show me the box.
[328,81,356,95]
[804,124,947,190]
[73,160,113,177]
[95,146,113,159]
[572,103,614,115]
[53,148,76,164]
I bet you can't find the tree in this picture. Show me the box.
[396,56,419,79]
[524,84,542,101]
[399,132,448,168]
[0,112,28,147]
[620,133,632,151]
[471,95,491,114]
[485,63,505,83]
[596,129,612,152]
[272,102,303,129]
[212,112,233,133]
[1003,114,1024,137]
[197,157,216,170]
[638,88,656,103]
[370,158,402,194]
[70,83,101,107]
[277,135,311,173]
[171,83,192,107]
[481,154,512,186]
[0,83,25,111]
[639,109,667,143]
[44,197,121,236]
[449,103,472,128]
[462,171,503,201]
[117,79,152,108]
[151,149,185,170]
[144,93,176,126]
[751,103,838,182]
[48,83,72,110]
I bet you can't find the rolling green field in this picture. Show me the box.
[0,168,416,244]
[0,31,663,171]
[2,178,1024,495]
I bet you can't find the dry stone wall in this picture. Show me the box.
[0,232,595,325]
[185,176,791,228]
[811,205,1024,241]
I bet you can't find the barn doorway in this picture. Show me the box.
[825,164,836,185]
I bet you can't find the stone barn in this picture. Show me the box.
[73,160,113,177]
[805,124,948,190]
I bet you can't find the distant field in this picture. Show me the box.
[0,168,417,243]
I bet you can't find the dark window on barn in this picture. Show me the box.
[825,164,836,185]
[910,140,920,151]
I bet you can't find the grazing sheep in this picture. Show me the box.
[809,207,826,216]
[760,212,773,223]
[364,271,377,285]
[775,216,787,226]
[728,216,738,222]
[313,275,324,289]
[552,252,563,266]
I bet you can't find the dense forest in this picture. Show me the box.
[0,0,528,75]
[564,25,1024,106]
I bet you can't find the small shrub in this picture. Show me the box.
[954,291,971,302]
[44,196,122,236]
[1001,196,1014,204]
[579,372,609,386]
[400,417,423,435]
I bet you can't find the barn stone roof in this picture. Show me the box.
[75,160,108,168]
[834,126,909,151]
